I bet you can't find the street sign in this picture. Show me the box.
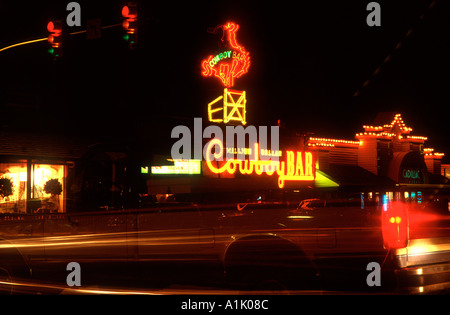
[86,18,101,40]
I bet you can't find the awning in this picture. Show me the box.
[317,164,395,188]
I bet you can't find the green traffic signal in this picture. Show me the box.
[48,47,60,57]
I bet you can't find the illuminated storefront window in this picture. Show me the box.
[387,191,394,202]
[403,191,410,202]
[31,164,65,213]
[0,162,66,214]
[0,162,27,213]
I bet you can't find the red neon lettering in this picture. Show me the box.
[296,152,304,176]
[201,22,251,87]
[287,151,295,176]
[205,139,314,188]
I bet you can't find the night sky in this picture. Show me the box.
[1,0,449,161]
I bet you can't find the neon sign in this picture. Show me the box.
[204,139,314,188]
[201,22,250,88]
[225,146,281,157]
[151,160,201,175]
[208,88,247,125]
[402,169,420,179]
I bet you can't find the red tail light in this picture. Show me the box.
[382,202,409,249]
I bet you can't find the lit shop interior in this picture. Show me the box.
[0,131,84,214]
[0,162,67,213]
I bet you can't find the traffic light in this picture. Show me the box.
[47,20,63,57]
[122,2,138,49]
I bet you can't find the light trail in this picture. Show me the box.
[0,37,47,52]
[0,23,121,53]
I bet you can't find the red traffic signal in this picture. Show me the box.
[47,21,61,33]
[122,4,137,19]
[47,20,62,57]
[122,2,137,48]
[122,19,137,34]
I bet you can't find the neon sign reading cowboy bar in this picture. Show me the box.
[201,22,250,88]
[170,119,315,188]
[205,139,315,188]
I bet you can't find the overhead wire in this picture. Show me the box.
[353,0,438,97]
